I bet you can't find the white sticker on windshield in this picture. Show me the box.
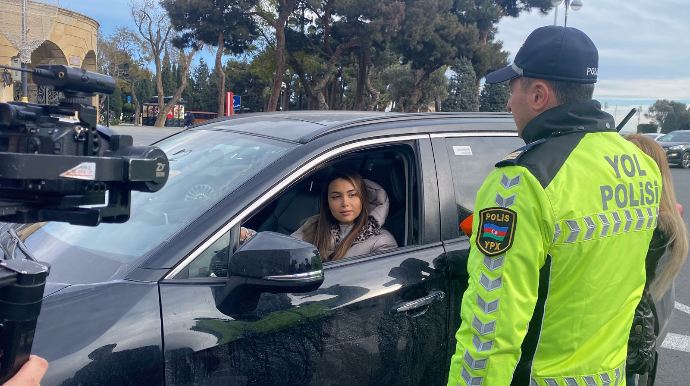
[60,162,96,180]
[453,146,473,156]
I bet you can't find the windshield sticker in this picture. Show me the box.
[60,162,96,180]
[453,145,473,156]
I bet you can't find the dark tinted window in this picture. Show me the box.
[659,132,690,142]
[445,136,524,222]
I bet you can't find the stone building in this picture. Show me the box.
[0,7,98,104]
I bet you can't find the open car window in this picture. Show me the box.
[177,144,420,279]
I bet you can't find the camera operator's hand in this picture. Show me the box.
[2,356,48,386]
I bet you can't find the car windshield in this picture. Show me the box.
[658,132,690,142]
[19,130,294,285]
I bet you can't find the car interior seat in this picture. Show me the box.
[257,166,334,235]
[367,154,408,247]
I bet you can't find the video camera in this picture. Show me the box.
[0,65,170,383]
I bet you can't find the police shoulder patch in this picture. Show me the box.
[476,207,517,256]
[495,138,547,167]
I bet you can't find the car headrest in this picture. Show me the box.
[365,179,390,225]
[389,156,406,206]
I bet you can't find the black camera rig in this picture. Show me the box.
[0,65,170,383]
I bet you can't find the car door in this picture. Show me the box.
[430,132,525,372]
[158,136,451,386]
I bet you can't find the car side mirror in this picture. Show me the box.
[215,232,323,315]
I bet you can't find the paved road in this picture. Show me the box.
[114,125,690,384]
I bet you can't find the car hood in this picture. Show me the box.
[32,281,164,386]
[43,282,71,297]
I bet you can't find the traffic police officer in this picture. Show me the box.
[447,26,662,386]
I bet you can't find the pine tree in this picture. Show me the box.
[135,76,155,105]
[172,63,179,92]
[192,59,212,111]
[444,57,478,112]
[110,87,124,122]
[662,112,678,134]
[479,82,510,112]
[182,75,196,111]
[161,49,176,96]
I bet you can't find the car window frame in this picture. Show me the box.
[176,144,422,280]
[164,134,434,281]
[430,132,520,242]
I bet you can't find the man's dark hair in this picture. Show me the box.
[520,77,595,105]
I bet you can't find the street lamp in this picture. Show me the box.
[551,0,562,26]
[551,0,583,27]
[570,0,583,11]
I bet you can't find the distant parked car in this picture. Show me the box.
[657,130,690,168]
[643,133,665,141]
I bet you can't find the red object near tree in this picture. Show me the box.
[226,92,233,116]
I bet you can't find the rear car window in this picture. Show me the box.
[445,136,524,222]
[658,132,690,142]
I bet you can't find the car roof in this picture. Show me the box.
[191,111,515,143]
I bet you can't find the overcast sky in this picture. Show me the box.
[497,0,690,131]
[62,0,689,132]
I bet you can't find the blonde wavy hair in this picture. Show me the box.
[626,134,689,300]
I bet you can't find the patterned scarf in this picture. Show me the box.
[330,216,382,246]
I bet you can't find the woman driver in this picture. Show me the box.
[241,170,397,261]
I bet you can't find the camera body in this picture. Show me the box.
[0,65,169,225]
[0,65,170,382]
[0,106,100,196]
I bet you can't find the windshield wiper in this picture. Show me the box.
[2,228,38,261]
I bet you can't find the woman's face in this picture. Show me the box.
[328,178,363,225]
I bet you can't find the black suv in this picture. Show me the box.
[4,112,674,386]
[657,130,690,168]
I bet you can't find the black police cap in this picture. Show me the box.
[486,26,599,85]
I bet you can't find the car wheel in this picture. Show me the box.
[185,183,218,201]
[682,151,690,169]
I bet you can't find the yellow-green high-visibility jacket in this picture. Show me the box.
[448,101,662,386]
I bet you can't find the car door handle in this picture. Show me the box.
[391,290,445,314]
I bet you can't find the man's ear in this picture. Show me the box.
[530,80,556,112]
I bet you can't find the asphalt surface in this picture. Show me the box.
[114,124,690,385]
